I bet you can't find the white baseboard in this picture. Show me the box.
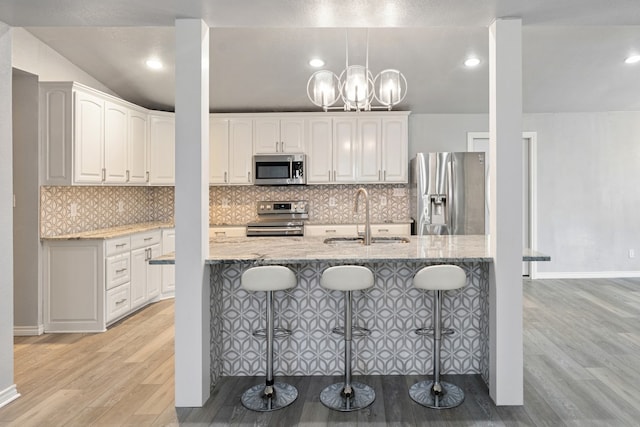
[534,271,640,279]
[14,324,44,336]
[0,384,20,409]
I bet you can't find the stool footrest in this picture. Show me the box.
[252,327,292,338]
[331,326,371,337]
[415,327,455,337]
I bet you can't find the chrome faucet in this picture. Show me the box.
[354,187,372,245]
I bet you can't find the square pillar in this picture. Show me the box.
[489,18,524,405]
[174,19,211,407]
[0,22,20,408]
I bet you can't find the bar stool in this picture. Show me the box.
[410,264,467,409]
[319,265,375,412]
[240,265,298,412]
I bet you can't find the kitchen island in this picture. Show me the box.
[153,234,522,392]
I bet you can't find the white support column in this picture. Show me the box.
[174,19,211,407]
[0,22,20,409]
[489,18,523,405]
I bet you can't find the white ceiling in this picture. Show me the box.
[3,1,640,113]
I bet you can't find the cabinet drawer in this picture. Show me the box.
[106,283,131,323]
[106,253,131,290]
[106,236,130,256]
[304,224,358,237]
[209,227,246,238]
[365,223,411,236]
[131,230,161,249]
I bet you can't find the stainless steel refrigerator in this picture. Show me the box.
[410,152,486,235]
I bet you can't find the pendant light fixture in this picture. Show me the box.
[307,30,407,112]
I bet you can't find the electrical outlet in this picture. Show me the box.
[329,197,337,207]
[70,203,78,217]
[392,188,406,197]
[117,200,124,213]
[630,249,636,259]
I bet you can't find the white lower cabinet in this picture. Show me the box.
[161,229,175,296]
[305,223,411,237]
[44,228,169,333]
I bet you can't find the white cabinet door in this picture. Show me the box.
[254,118,280,153]
[161,229,175,294]
[381,117,408,183]
[130,246,147,309]
[74,90,104,183]
[280,119,305,153]
[104,100,128,183]
[209,117,229,184]
[333,118,357,183]
[228,119,253,184]
[149,113,175,185]
[128,109,148,184]
[146,243,162,300]
[307,118,333,184]
[357,118,382,182]
[254,118,305,153]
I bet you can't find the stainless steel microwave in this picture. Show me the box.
[253,154,306,185]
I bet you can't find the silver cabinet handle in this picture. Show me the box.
[383,170,386,181]
[102,168,106,182]
[115,299,127,305]
[144,237,153,241]
[146,171,150,182]
[325,229,337,234]
[115,268,127,273]
[224,171,228,183]
[275,141,279,152]
[378,170,381,180]
[248,171,251,182]
[333,170,336,181]
[281,141,285,152]
[328,171,331,181]
[214,231,226,237]
[377,228,389,233]
[115,243,126,248]
[126,170,130,182]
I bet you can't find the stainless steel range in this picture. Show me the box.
[246,200,309,236]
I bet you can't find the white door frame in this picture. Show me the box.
[466,131,539,279]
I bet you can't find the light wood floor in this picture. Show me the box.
[2,278,640,426]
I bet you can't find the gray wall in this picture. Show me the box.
[13,69,41,331]
[409,112,640,277]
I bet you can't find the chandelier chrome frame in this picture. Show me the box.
[307,30,408,112]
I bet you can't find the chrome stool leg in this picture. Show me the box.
[241,290,298,412]
[409,290,465,409]
[320,290,375,412]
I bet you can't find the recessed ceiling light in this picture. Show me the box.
[145,58,163,70]
[464,57,481,68]
[624,55,640,64]
[309,58,325,68]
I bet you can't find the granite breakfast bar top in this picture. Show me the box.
[150,234,495,265]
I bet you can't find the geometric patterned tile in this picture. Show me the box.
[212,261,490,379]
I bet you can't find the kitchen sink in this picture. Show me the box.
[323,236,410,245]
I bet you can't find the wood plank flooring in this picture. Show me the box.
[2,278,640,426]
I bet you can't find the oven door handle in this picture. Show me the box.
[289,157,293,180]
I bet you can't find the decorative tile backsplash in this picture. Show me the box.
[40,186,174,237]
[40,183,409,237]
[209,184,410,225]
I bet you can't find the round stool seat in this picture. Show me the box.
[241,266,296,292]
[413,265,466,291]
[320,265,374,291]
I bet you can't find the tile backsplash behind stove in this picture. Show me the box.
[40,184,409,237]
[209,184,409,225]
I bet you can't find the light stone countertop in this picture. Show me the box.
[150,234,495,265]
[41,221,174,240]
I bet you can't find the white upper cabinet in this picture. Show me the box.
[104,100,129,183]
[148,112,175,185]
[381,116,408,183]
[73,89,105,184]
[306,118,333,183]
[210,116,253,185]
[128,109,149,184]
[332,118,358,183]
[40,82,154,186]
[254,118,305,153]
[356,118,382,182]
